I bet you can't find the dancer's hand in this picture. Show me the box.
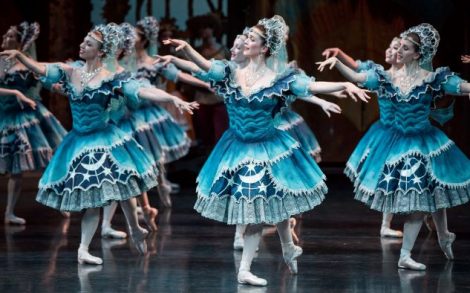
[461,55,470,64]
[0,49,20,61]
[15,90,37,110]
[172,99,199,115]
[316,57,338,72]
[322,48,343,59]
[318,100,342,117]
[153,55,173,66]
[162,39,188,52]
[343,82,371,103]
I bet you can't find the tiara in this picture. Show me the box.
[91,23,121,57]
[119,23,136,56]
[400,23,440,67]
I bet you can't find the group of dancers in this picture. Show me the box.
[0,14,469,287]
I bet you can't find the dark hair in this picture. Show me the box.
[252,24,271,58]
[406,33,421,52]
[135,25,149,49]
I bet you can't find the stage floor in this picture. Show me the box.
[1,173,469,292]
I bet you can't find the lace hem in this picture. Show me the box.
[37,174,158,211]
[353,184,470,213]
[194,182,327,224]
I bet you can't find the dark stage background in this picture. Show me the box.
[1,0,469,163]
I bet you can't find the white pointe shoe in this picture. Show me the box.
[283,245,303,274]
[101,226,127,239]
[233,235,244,250]
[237,271,268,286]
[439,232,456,260]
[381,227,403,238]
[78,249,103,265]
[398,255,426,271]
[130,227,148,255]
[4,214,26,225]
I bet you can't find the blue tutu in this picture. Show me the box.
[36,64,158,211]
[275,108,321,159]
[194,61,327,225]
[0,70,67,174]
[346,65,470,213]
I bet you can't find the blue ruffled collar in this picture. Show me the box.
[215,62,300,103]
[375,66,455,102]
[62,67,133,100]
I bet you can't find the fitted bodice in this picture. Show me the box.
[0,70,41,111]
[226,96,280,141]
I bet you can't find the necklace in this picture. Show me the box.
[396,68,420,94]
[244,65,268,88]
[79,66,102,87]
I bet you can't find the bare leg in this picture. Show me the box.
[78,208,102,265]
[5,174,25,225]
[101,202,127,239]
[120,198,148,255]
[137,192,158,231]
[381,213,403,238]
[398,212,426,270]
[432,209,455,260]
[276,219,303,274]
[237,224,266,286]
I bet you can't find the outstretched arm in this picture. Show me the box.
[0,50,47,75]
[0,88,37,109]
[298,95,342,117]
[309,81,370,102]
[316,57,367,84]
[162,39,212,71]
[137,87,199,114]
[322,47,359,70]
[176,72,211,90]
[155,55,202,73]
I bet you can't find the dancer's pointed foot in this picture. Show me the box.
[4,213,26,225]
[282,243,303,274]
[398,255,426,271]
[130,227,148,255]
[101,226,127,239]
[142,206,158,232]
[381,227,403,238]
[439,232,456,260]
[237,271,268,286]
